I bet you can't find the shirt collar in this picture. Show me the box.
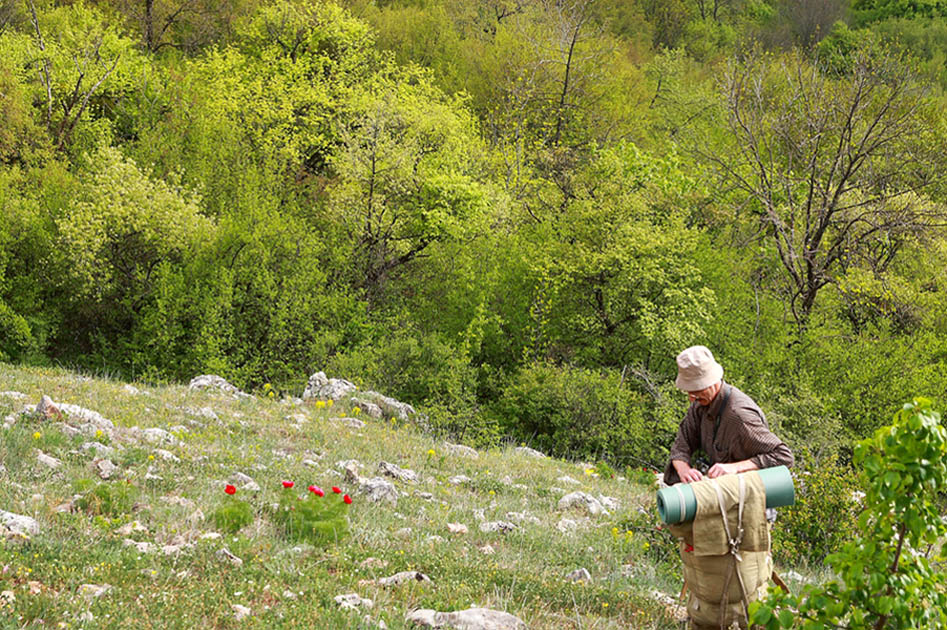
[704,381,729,418]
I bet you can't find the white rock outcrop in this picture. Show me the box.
[558,491,608,516]
[0,510,40,537]
[406,607,526,629]
[303,372,357,400]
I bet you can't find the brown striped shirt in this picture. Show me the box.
[664,382,793,486]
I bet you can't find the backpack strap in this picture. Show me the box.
[712,476,751,628]
[710,384,732,456]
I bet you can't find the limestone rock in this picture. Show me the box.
[153,449,180,463]
[216,547,243,567]
[376,571,432,587]
[93,458,119,479]
[0,510,40,537]
[514,446,546,458]
[649,590,687,622]
[447,523,468,535]
[479,521,517,534]
[406,607,526,630]
[81,442,114,456]
[377,461,419,483]
[448,475,472,485]
[115,521,148,536]
[597,495,619,511]
[36,395,61,419]
[303,372,357,401]
[230,472,260,492]
[123,539,156,554]
[358,477,399,504]
[558,492,608,516]
[57,403,115,434]
[335,593,374,610]
[36,450,62,469]
[566,568,592,582]
[506,512,540,525]
[444,443,479,458]
[55,423,80,437]
[188,375,248,398]
[182,407,219,422]
[360,557,389,570]
[351,398,384,419]
[363,390,419,422]
[140,427,178,446]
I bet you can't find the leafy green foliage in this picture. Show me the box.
[853,0,947,23]
[272,487,350,546]
[494,362,673,468]
[76,481,139,517]
[772,452,862,567]
[751,398,947,629]
[212,498,255,534]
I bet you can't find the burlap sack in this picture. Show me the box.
[673,471,773,629]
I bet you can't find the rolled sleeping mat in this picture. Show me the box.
[656,465,795,525]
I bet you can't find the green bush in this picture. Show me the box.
[752,398,947,629]
[211,498,254,534]
[326,327,477,413]
[271,485,350,546]
[423,402,502,448]
[493,362,666,467]
[76,481,138,517]
[772,451,862,567]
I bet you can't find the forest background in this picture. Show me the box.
[3,0,947,480]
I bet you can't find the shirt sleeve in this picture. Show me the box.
[669,404,700,464]
[733,404,794,470]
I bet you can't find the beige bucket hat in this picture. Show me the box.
[675,345,724,391]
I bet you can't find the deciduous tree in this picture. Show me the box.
[704,46,947,330]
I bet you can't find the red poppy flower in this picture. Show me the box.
[343,494,352,505]
[224,484,237,495]
[308,485,325,497]
[684,544,694,553]
[282,480,294,489]
[332,486,342,494]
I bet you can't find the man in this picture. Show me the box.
[664,345,793,486]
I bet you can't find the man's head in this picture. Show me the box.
[675,345,724,406]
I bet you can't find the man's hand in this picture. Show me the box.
[672,459,704,483]
[707,459,758,479]
[707,462,738,478]
[679,467,704,483]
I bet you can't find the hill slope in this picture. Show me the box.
[0,363,687,629]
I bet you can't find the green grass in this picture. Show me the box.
[0,362,723,628]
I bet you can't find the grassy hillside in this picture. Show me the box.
[0,362,739,629]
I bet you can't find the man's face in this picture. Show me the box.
[686,382,720,406]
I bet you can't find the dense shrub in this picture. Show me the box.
[752,398,947,629]
[494,362,670,467]
[325,327,478,412]
[772,451,862,567]
[76,481,138,517]
[272,485,350,546]
[212,490,255,534]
